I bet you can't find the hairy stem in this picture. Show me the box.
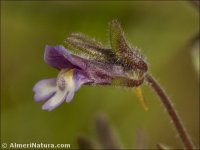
[145,73,195,150]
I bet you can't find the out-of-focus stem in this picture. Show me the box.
[156,143,169,150]
[135,129,146,149]
[76,135,94,149]
[95,114,121,149]
[145,73,195,150]
[189,0,200,9]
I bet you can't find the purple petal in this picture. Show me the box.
[44,45,89,70]
[33,78,56,102]
[44,45,116,84]
[65,69,93,103]
[73,69,93,90]
[44,45,74,70]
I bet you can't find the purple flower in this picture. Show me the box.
[33,20,148,111]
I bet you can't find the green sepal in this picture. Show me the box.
[110,19,130,54]
[64,33,115,62]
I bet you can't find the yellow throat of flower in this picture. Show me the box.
[57,69,75,91]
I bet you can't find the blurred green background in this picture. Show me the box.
[1,1,199,149]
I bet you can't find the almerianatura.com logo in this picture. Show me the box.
[1,142,71,149]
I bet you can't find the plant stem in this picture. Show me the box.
[156,143,169,150]
[145,73,195,150]
[95,113,121,149]
[76,135,95,149]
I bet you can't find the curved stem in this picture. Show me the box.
[145,73,195,150]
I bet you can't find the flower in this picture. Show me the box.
[33,20,148,111]
[33,45,92,111]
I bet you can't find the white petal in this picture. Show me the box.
[42,89,68,111]
[33,78,56,101]
[66,92,75,103]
